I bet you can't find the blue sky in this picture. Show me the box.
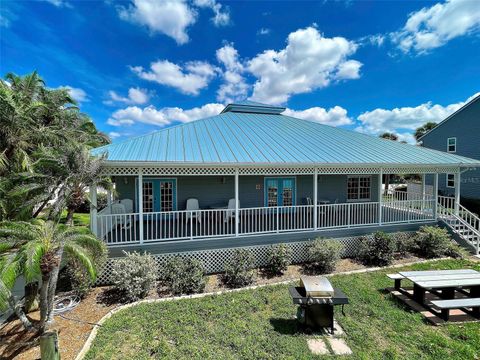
[1,0,479,143]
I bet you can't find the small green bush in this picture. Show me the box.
[414,226,452,258]
[111,251,158,302]
[444,242,469,259]
[65,232,108,298]
[392,232,416,257]
[306,238,343,274]
[265,244,292,275]
[159,256,206,295]
[223,249,255,288]
[357,232,396,266]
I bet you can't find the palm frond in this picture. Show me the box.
[23,240,45,282]
[63,243,96,281]
[0,252,22,289]
[0,278,12,312]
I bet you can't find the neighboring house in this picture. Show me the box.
[420,94,480,201]
[90,101,480,280]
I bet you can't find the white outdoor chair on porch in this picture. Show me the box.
[186,198,201,224]
[119,199,133,214]
[111,203,131,229]
[224,198,239,223]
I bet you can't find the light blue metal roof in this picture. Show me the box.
[92,103,480,167]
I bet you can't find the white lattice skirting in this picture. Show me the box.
[95,231,416,285]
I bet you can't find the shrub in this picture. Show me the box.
[159,256,206,295]
[392,232,416,257]
[111,251,158,302]
[306,238,343,274]
[357,232,396,266]
[265,244,292,275]
[65,240,108,298]
[414,226,452,259]
[444,242,469,259]
[223,249,255,288]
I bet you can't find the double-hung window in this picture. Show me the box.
[447,137,456,153]
[446,174,455,188]
[347,176,371,201]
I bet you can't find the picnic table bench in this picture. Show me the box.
[387,269,480,321]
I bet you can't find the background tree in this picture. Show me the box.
[379,132,399,195]
[379,132,399,141]
[414,122,437,141]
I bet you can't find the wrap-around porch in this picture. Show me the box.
[90,167,453,246]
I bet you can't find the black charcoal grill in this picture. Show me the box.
[289,276,349,334]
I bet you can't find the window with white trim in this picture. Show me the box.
[447,137,456,153]
[347,176,371,201]
[446,174,455,188]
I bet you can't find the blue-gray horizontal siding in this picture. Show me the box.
[422,98,480,200]
[113,174,380,211]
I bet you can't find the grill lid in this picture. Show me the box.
[300,276,334,298]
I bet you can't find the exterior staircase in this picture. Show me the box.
[438,196,480,255]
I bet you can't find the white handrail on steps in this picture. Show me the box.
[437,196,480,254]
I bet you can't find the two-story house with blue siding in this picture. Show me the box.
[420,94,480,205]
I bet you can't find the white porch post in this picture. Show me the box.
[138,168,144,244]
[421,173,426,211]
[378,169,383,225]
[106,189,112,211]
[455,170,461,216]
[90,184,98,236]
[313,168,318,230]
[235,168,239,237]
[433,173,439,220]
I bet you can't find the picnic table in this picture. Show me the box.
[388,269,480,321]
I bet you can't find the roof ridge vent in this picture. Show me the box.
[221,100,286,115]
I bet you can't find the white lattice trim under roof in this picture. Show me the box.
[100,165,460,176]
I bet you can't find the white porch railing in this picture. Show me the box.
[96,198,435,245]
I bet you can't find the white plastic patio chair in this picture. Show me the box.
[224,198,239,223]
[111,203,131,229]
[186,198,201,224]
[119,199,133,214]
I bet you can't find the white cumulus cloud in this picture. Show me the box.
[193,0,230,26]
[216,43,249,103]
[106,87,150,105]
[131,60,218,95]
[356,92,480,137]
[60,86,88,103]
[107,103,224,127]
[118,0,197,45]
[391,0,480,54]
[247,26,362,105]
[283,106,353,126]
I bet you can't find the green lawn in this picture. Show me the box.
[59,211,90,227]
[85,259,480,360]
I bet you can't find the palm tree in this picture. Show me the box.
[0,220,105,332]
[414,122,437,141]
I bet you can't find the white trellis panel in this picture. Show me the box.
[95,231,416,285]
